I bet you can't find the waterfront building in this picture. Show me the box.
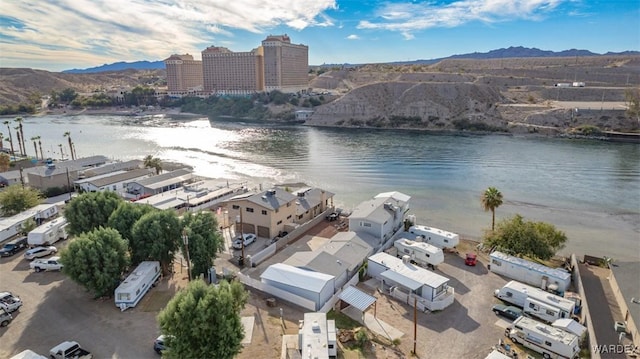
[201,46,264,95]
[164,54,204,95]
[262,34,309,93]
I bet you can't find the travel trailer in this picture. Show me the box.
[506,316,580,359]
[0,204,59,243]
[114,261,161,311]
[393,237,444,268]
[27,218,69,247]
[495,281,576,323]
[489,251,571,294]
[408,225,459,249]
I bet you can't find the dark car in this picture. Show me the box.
[492,304,523,321]
[326,212,339,221]
[154,335,170,354]
[0,237,28,257]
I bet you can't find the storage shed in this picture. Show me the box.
[260,263,335,311]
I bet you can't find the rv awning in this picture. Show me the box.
[381,270,422,291]
[339,286,377,312]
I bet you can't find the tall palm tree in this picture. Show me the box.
[15,117,26,157]
[481,187,504,231]
[143,155,162,175]
[3,121,14,156]
[63,131,75,160]
[30,136,40,160]
[14,126,22,156]
[38,137,44,161]
[0,132,3,150]
[58,144,65,160]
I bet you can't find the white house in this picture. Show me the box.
[367,252,454,311]
[298,312,337,359]
[126,168,194,197]
[260,263,335,311]
[349,191,410,247]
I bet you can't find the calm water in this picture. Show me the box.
[17,114,640,260]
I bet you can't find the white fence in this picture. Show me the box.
[249,243,276,267]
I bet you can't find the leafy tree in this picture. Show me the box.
[108,201,157,245]
[483,214,568,260]
[20,218,37,235]
[59,88,78,104]
[180,211,223,279]
[64,191,123,235]
[0,185,43,216]
[481,187,504,231]
[130,210,180,274]
[625,88,640,124]
[60,227,130,298]
[143,155,162,174]
[157,280,248,359]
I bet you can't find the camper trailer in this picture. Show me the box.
[115,261,161,311]
[495,281,576,323]
[506,316,580,359]
[393,237,444,268]
[489,251,571,294]
[0,204,59,244]
[27,218,69,247]
[408,225,459,249]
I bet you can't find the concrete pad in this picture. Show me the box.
[342,305,403,341]
[241,316,255,345]
[280,334,299,359]
[306,236,329,251]
[494,318,511,329]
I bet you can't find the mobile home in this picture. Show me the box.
[115,261,161,311]
[408,225,459,249]
[495,281,576,323]
[506,316,580,359]
[0,204,59,243]
[489,251,571,293]
[27,218,69,247]
[393,237,444,268]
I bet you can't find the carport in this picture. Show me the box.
[338,285,377,319]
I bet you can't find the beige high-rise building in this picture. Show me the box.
[262,34,309,93]
[164,54,203,93]
[201,46,264,95]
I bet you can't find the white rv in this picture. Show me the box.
[408,225,459,249]
[489,251,571,294]
[495,281,576,323]
[393,237,444,268]
[506,316,580,359]
[0,204,59,243]
[27,218,69,247]
[115,261,161,311]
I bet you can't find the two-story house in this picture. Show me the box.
[348,191,411,248]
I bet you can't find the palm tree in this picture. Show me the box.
[63,131,75,160]
[3,121,14,156]
[30,136,41,160]
[14,126,22,156]
[38,137,44,161]
[0,132,3,150]
[15,117,26,157]
[481,187,504,231]
[143,155,162,175]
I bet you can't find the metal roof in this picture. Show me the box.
[338,285,377,312]
[89,168,154,188]
[552,318,587,337]
[369,252,449,289]
[374,191,411,203]
[260,263,334,293]
[381,270,423,291]
[490,251,571,282]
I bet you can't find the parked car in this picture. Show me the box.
[0,291,22,313]
[326,212,339,221]
[465,253,477,266]
[0,237,28,257]
[232,234,256,249]
[0,308,13,327]
[492,304,523,321]
[153,335,170,355]
[49,341,92,359]
[24,246,57,260]
[30,256,63,272]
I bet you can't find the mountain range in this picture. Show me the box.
[63,46,639,73]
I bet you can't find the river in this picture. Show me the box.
[15,114,640,261]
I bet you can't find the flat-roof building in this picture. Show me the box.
[298,312,337,358]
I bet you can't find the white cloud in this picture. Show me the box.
[357,0,565,38]
[0,0,337,70]
[346,34,360,40]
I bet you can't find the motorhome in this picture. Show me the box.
[495,281,576,323]
[506,316,580,359]
[27,218,69,247]
[408,225,459,249]
[489,251,571,294]
[393,237,444,268]
[114,261,161,311]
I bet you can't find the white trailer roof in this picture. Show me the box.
[504,280,574,312]
[490,251,571,282]
[369,252,449,289]
[260,263,334,293]
[395,237,442,255]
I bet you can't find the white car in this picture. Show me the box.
[232,234,256,249]
[24,246,58,260]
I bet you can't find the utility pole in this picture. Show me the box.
[413,296,417,355]
[182,229,192,281]
[237,211,245,267]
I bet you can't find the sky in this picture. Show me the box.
[1,0,638,72]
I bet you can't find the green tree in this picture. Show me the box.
[20,218,37,235]
[625,88,640,125]
[0,185,43,216]
[157,280,248,359]
[483,214,568,260]
[60,227,130,298]
[63,131,76,160]
[481,187,504,231]
[180,211,223,279]
[59,88,78,104]
[64,191,123,235]
[107,201,157,245]
[15,117,26,156]
[130,210,180,274]
[143,155,162,175]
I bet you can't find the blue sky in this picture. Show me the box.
[1,0,638,72]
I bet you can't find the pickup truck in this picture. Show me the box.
[30,256,63,272]
[49,341,92,359]
[0,291,22,312]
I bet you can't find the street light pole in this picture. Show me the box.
[182,229,192,281]
[236,211,244,267]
